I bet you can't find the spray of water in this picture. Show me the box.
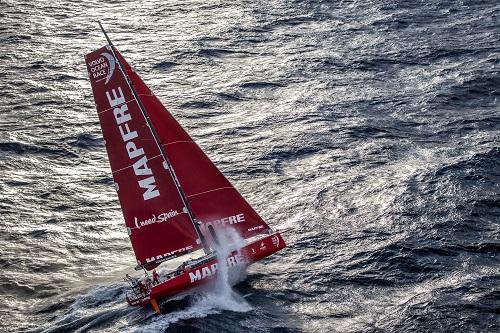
[194,227,251,312]
[135,229,252,332]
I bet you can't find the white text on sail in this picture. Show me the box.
[106,87,160,201]
[198,213,245,232]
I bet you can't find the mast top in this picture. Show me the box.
[98,21,114,47]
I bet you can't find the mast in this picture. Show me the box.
[97,22,210,260]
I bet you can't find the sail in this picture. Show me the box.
[113,50,271,243]
[85,46,203,269]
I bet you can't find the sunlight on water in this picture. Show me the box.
[2,0,499,332]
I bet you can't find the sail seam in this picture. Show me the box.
[111,154,162,174]
[98,97,136,114]
[186,186,234,198]
[162,141,194,146]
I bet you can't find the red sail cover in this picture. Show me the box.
[112,49,271,243]
[85,46,202,268]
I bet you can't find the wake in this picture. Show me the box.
[136,228,252,332]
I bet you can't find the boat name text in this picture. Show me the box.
[145,245,194,264]
[199,213,245,232]
[189,254,245,283]
[106,87,160,201]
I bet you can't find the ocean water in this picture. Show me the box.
[1,0,499,332]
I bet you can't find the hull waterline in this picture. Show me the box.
[126,231,286,311]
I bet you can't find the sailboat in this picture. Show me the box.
[85,23,287,314]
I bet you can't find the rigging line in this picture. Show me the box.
[162,140,194,146]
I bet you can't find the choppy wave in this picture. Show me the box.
[1,0,499,332]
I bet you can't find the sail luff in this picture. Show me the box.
[97,22,210,259]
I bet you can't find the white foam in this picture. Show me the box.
[134,228,252,333]
[198,227,251,312]
[133,305,218,333]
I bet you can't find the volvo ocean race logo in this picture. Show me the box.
[87,52,115,84]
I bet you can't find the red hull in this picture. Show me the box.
[126,231,286,308]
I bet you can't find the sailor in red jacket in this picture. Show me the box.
[152,270,160,285]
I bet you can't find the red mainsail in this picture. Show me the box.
[86,44,271,268]
[85,46,202,268]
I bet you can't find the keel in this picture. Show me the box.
[150,298,161,315]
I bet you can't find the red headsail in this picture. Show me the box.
[114,51,271,243]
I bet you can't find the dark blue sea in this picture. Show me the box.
[0,0,499,332]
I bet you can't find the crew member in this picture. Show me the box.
[137,280,147,293]
[152,270,160,285]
